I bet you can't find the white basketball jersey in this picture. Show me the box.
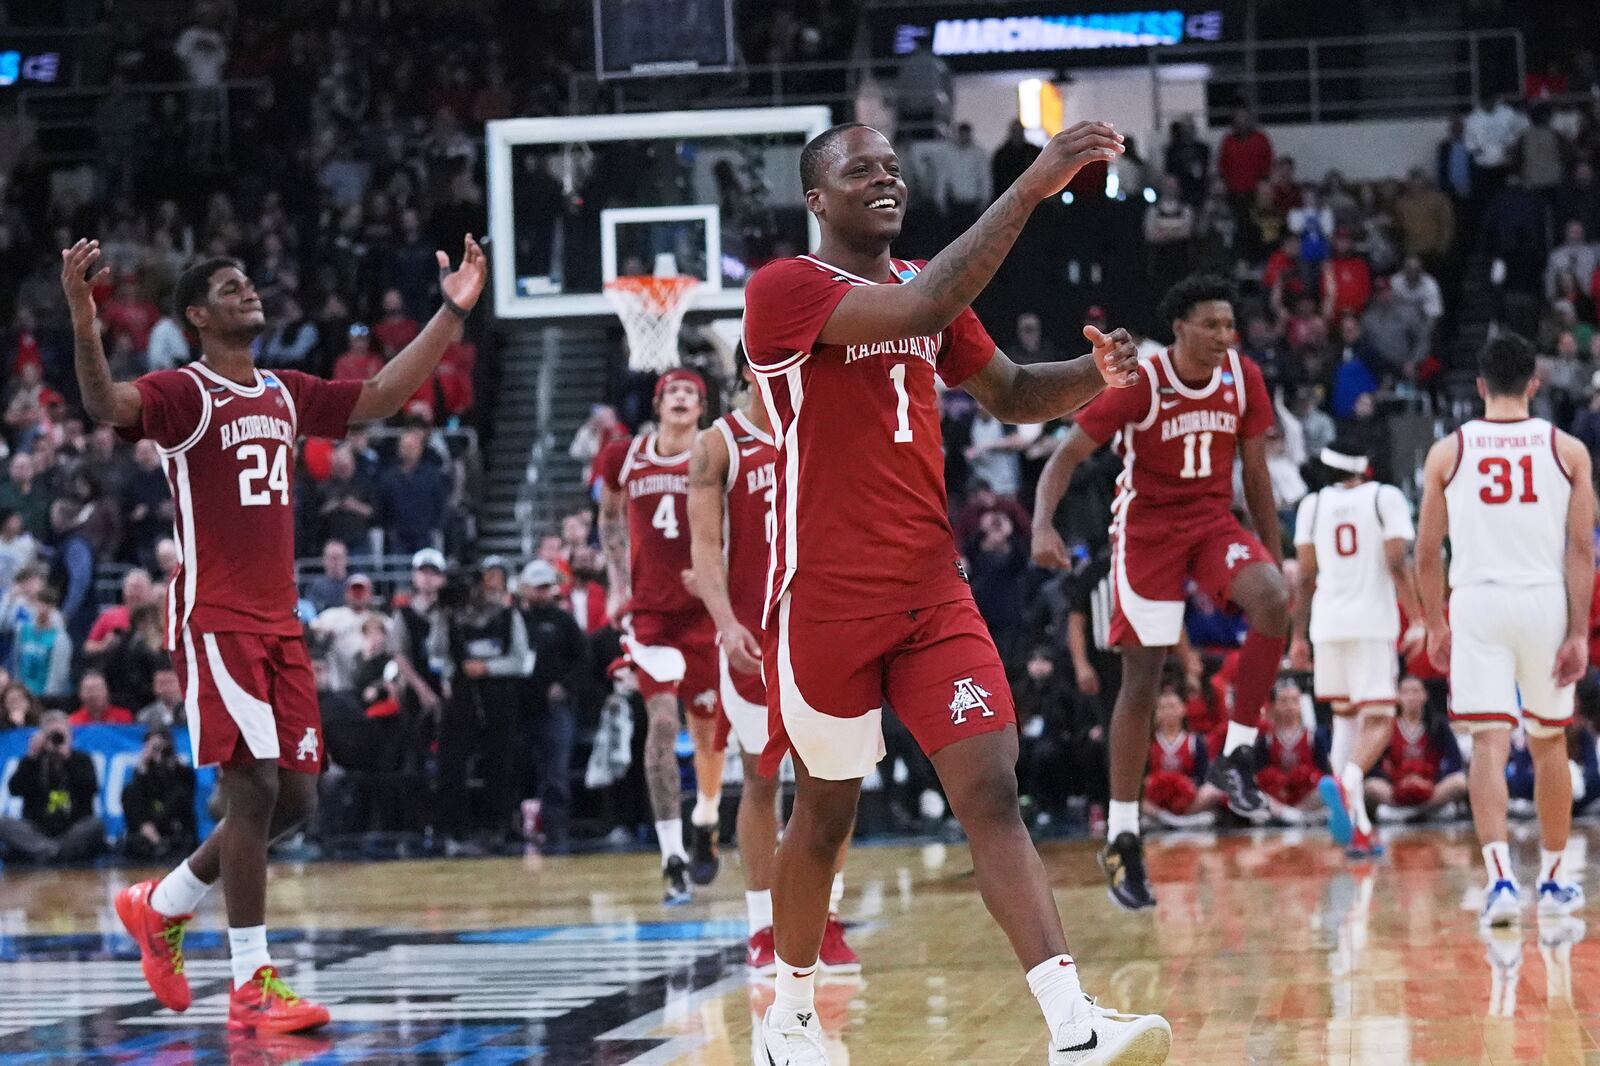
[1444,418,1572,589]
[1293,480,1414,642]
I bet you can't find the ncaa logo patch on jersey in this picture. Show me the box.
[1221,372,1235,386]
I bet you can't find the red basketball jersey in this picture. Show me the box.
[1382,720,1443,782]
[1074,348,1273,532]
[712,410,776,634]
[126,363,362,648]
[742,254,996,622]
[597,433,704,617]
[1262,724,1316,773]
[1150,731,1202,778]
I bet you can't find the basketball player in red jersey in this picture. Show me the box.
[685,354,858,978]
[1032,275,1291,913]
[596,371,728,905]
[61,235,486,1032]
[744,121,1171,1065]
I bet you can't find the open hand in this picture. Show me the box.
[1085,325,1139,388]
[438,234,488,312]
[60,239,111,328]
[720,622,763,676]
[1019,121,1123,202]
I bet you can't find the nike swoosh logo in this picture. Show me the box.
[1055,1031,1098,1053]
[741,447,763,456]
[1160,400,1180,410]
[791,969,814,979]
[214,397,235,407]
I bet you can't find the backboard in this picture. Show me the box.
[486,107,832,320]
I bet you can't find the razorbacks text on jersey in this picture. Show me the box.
[124,363,362,648]
[711,410,776,635]
[1073,347,1274,530]
[596,433,705,617]
[742,254,996,622]
[1293,480,1414,642]
[1444,417,1572,589]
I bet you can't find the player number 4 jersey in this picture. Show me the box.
[125,363,362,649]
[711,410,776,634]
[1072,347,1273,532]
[742,255,997,622]
[1443,417,1572,590]
[597,433,705,617]
[1293,480,1414,642]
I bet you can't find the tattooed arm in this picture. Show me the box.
[816,122,1124,345]
[964,326,1140,425]
[61,239,142,427]
[599,481,631,621]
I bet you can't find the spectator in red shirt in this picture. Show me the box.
[372,288,421,355]
[67,671,134,726]
[83,568,156,661]
[1217,107,1274,200]
[1328,227,1373,318]
[1266,155,1303,216]
[100,276,160,354]
[332,324,384,381]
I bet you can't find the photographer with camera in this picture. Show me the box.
[0,710,106,862]
[438,556,533,853]
[121,726,198,861]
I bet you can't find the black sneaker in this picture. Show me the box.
[688,822,720,886]
[663,855,693,907]
[1098,832,1156,911]
[1207,745,1266,818]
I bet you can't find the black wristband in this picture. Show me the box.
[442,295,472,320]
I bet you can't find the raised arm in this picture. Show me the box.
[817,122,1123,345]
[1415,434,1458,666]
[348,235,486,423]
[964,325,1139,425]
[686,428,761,674]
[61,240,143,427]
[1556,433,1595,685]
[599,480,631,621]
[1030,424,1102,570]
[1238,435,1284,563]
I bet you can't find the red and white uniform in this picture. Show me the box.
[1443,417,1575,734]
[1145,731,1205,813]
[1379,719,1451,806]
[743,254,1015,780]
[124,362,361,771]
[1074,347,1274,647]
[713,410,776,754]
[596,433,721,720]
[1255,724,1323,806]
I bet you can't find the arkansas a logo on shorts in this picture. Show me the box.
[949,678,995,725]
[692,690,719,712]
[296,727,319,762]
[1225,543,1253,570]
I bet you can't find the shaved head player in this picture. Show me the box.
[744,121,1172,1065]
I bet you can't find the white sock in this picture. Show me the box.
[1541,848,1569,884]
[227,926,272,988]
[1107,800,1140,840]
[1223,721,1259,755]
[746,889,773,934]
[1341,762,1370,834]
[691,792,721,828]
[655,818,686,863]
[1483,841,1513,886]
[150,859,211,917]
[829,872,845,912]
[1329,714,1355,780]
[1026,954,1086,1042]
[773,953,817,1016]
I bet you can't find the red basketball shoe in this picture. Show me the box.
[114,879,192,1012]
[819,914,860,974]
[747,925,777,976]
[228,966,331,1034]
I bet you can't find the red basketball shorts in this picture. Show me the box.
[759,591,1015,781]
[1112,514,1271,647]
[623,609,722,721]
[170,629,321,773]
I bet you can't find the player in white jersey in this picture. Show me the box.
[1289,439,1422,858]
[1417,334,1594,927]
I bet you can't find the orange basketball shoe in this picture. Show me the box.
[115,879,192,1012]
[228,966,331,1034]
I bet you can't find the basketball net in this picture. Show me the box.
[604,255,699,372]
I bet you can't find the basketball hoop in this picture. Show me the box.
[604,274,700,372]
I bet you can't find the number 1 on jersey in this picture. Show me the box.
[1180,431,1214,479]
[889,363,913,444]
[651,495,680,539]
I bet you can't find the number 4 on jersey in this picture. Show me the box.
[652,494,680,539]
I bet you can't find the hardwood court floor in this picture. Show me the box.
[1,821,1597,1064]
